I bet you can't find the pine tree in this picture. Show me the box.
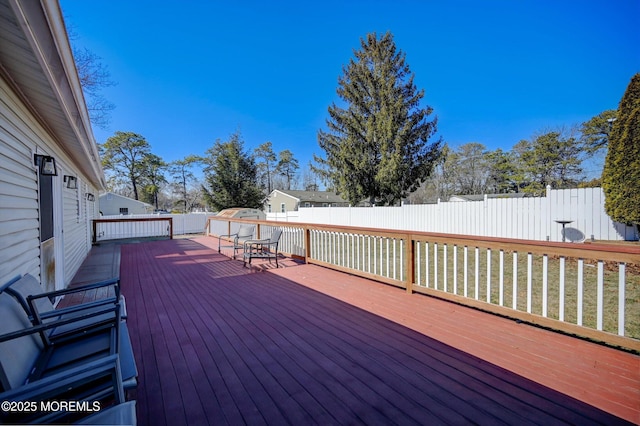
[254,142,277,194]
[202,131,263,211]
[316,32,441,206]
[518,131,583,195]
[100,131,151,200]
[170,155,201,213]
[276,150,299,190]
[602,73,640,231]
[140,154,167,209]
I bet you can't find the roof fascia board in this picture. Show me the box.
[9,0,105,189]
[273,189,299,202]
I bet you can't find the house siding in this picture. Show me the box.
[0,75,97,287]
[265,191,298,213]
[61,177,92,284]
[1,76,43,282]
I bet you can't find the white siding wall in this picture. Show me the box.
[61,176,94,284]
[0,76,99,287]
[1,78,44,282]
[265,191,298,213]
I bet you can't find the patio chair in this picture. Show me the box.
[0,282,138,393]
[3,274,125,344]
[0,354,136,424]
[243,228,283,268]
[218,224,255,259]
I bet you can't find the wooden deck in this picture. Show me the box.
[72,237,638,425]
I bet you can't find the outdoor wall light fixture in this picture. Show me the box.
[33,154,57,176]
[85,193,95,202]
[64,175,78,189]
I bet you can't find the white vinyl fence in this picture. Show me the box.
[267,187,637,242]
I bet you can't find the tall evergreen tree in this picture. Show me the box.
[276,149,299,190]
[316,32,441,206]
[140,154,167,209]
[485,148,520,193]
[202,131,263,211]
[518,131,583,195]
[100,131,151,200]
[602,73,640,232]
[254,142,277,194]
[170,155,201,213]
[580,109,617,155]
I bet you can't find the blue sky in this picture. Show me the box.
[61,0,639,181]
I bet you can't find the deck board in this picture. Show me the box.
[91,237,638,425]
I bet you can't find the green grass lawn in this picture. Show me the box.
[429,249,640,339]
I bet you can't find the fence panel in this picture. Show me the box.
[281,187,637,242]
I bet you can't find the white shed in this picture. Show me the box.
[99,193,154,216]
[216,208,266,220]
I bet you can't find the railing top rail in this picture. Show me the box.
[95,217,173,223]
[206,216,640,263]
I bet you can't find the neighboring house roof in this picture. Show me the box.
[270,190,349,204]
[449,193,527,202]
[0,0,105,189]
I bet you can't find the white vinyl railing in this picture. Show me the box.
[93,217,174,243]
[99,213,208,236]
[206,216,640,352]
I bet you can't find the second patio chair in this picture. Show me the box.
[243,228,283,268]
[218,224,255,259]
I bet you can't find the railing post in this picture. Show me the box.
[168,217,173,239]
[405,234,413,294]
[304,226,311,264]
[92,219,97,244]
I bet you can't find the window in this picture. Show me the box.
[119,207,129,215]
[280,203,285,213]
[304,202,310,207]
[268,204,272,213]
[38,174,54,242]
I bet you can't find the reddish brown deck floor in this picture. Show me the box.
[112,237,639,425]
